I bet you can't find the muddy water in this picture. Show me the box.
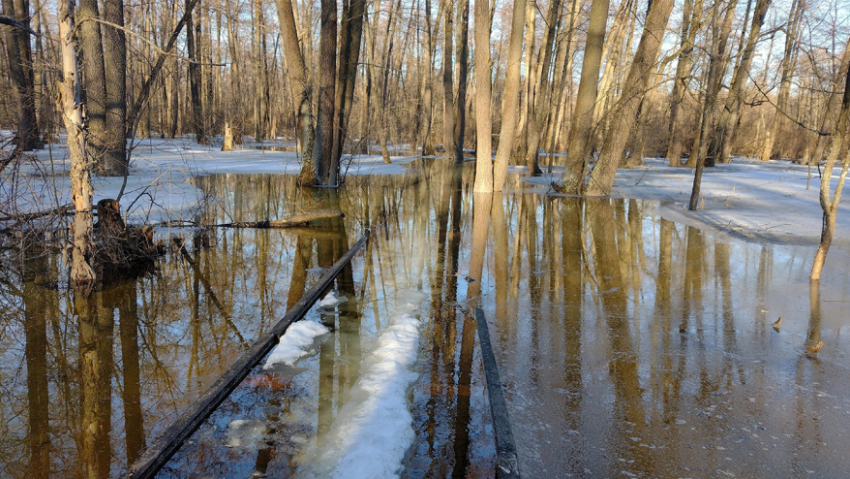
[1,161,849,478]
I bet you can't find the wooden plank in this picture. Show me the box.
[475,308,521,479]
[127,233,369,479]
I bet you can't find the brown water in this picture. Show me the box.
[1,161,849,478]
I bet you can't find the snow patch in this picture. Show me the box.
[263,321,330,370]
[319,291,348,308]
[298,292,426,479]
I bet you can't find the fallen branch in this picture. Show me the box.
[0,204,73,227]
[208,209,344,228]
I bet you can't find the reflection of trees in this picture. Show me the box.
[587,199,649,475]
[560,197,584,472]
[23,251,51,479]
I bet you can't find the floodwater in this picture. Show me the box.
[1,161,850,478]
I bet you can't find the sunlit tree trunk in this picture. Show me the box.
[472,0,492,192]
[275,0,316,184]
[419,0,436,156]
[688,0,738,209]
[586,0,676,196]
[524,0,562,176]
[559,0,610,194]
[810,55,850,281]
[492,0,526,191]
[59,0,95,289]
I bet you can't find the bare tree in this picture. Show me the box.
[586,0,676,196]
[558,0,610,194]
[472,0,491,192]
[59,0,95,288]
[492,0,526,191]
[2,0,41,153]
[274,0,316,184]
[709,0,771,165]
[810,53,850,281]
[666,0,704,166]
[315,0,337,177]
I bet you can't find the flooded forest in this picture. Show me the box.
[3,0,850,477]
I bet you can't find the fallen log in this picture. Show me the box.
[209,209,344,229]
[127,232,369,479]
[475,308,521,479]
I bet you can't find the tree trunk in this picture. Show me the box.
[2,0,41,152]
[329,0,366,185]
[99,0,128,176]
[688,0,738,209]
[59,0,96,289]
[525,0,562,176]
[759,0,804,161]
[586,0,676,196]
[442,0,455,162]
[187,0,206,144]
[275,0,316,184]
[453,0,469,164]
[558,0,610,194]
[810,55,850,281]
[492,0,526,191]
[316,0,337,177]
[666,0,703,165]
[472,0,492,192]
[77,0,109,164]
[710,0,770,165]
[419,0,435,156]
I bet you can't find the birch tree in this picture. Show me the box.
[59,0,96,288]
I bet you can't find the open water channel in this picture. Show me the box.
[2,160,850,478]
